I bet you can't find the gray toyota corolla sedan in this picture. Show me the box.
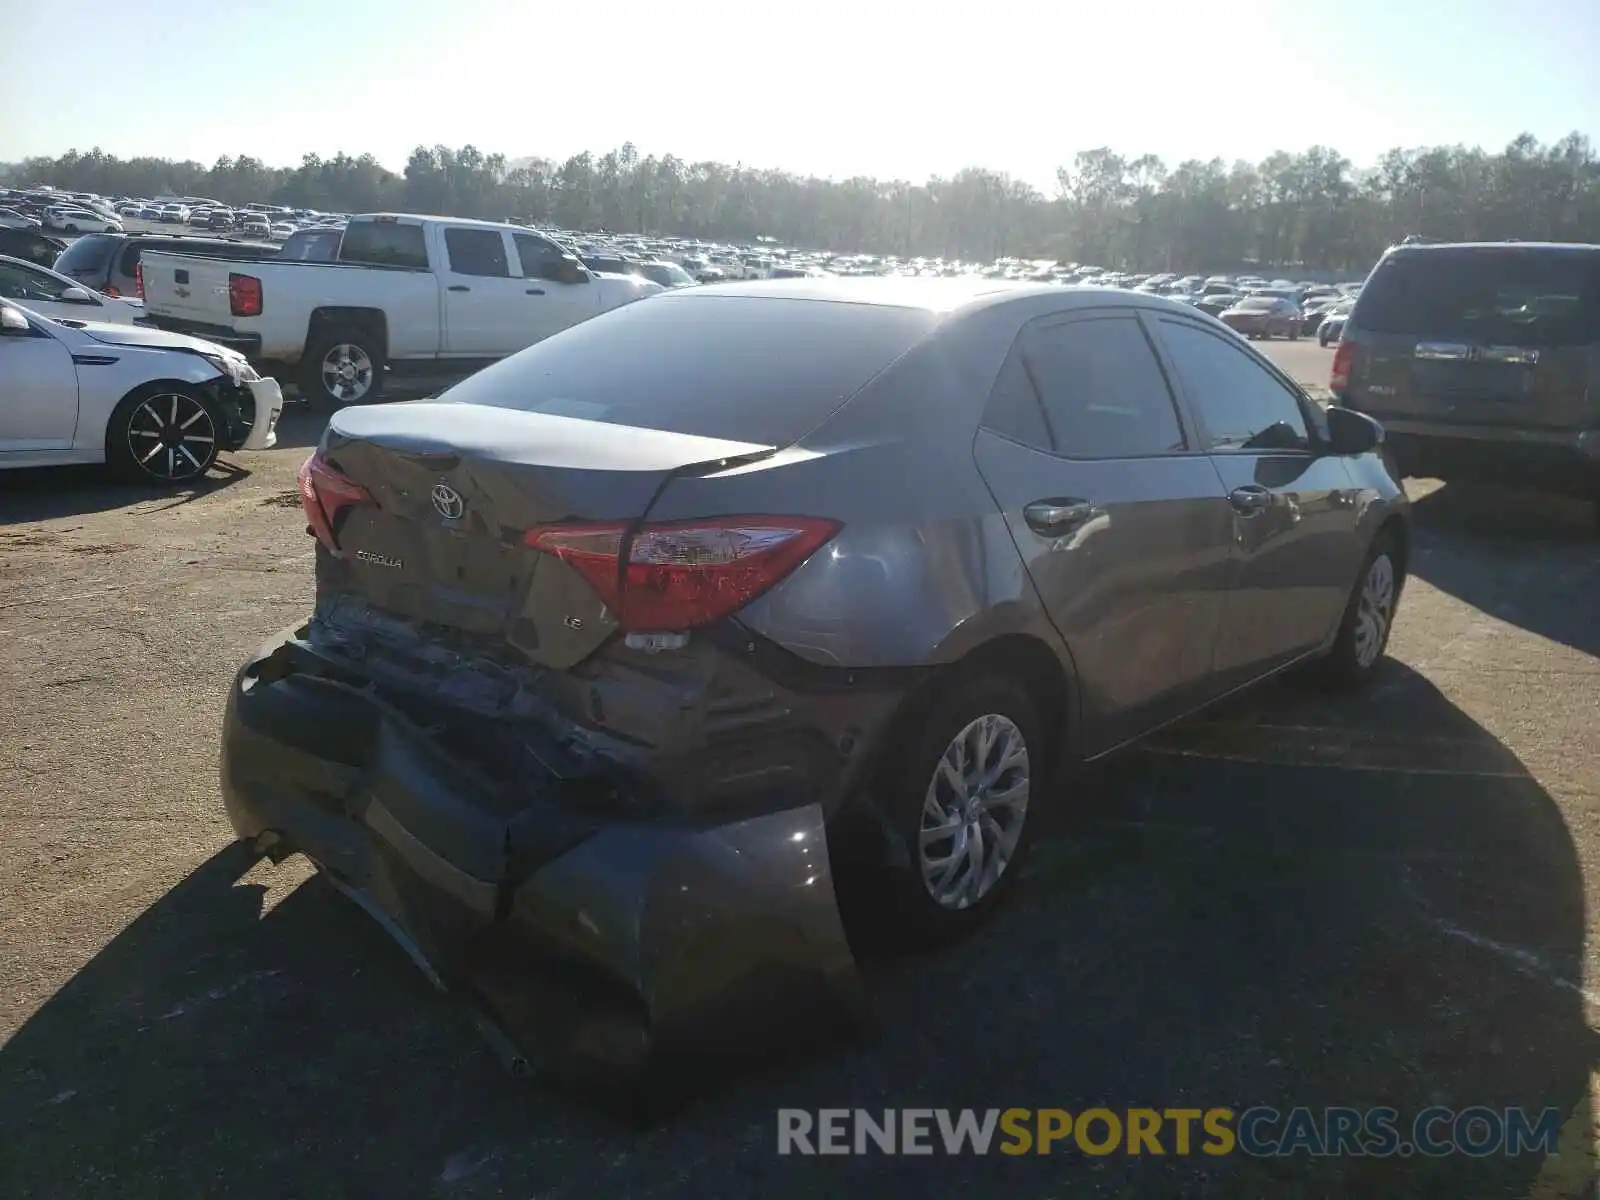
[224,278,1408,1088]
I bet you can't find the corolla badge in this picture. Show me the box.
[431,481,465,520]
[356,550,403,569]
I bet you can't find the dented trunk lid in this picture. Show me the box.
[317,401,774,670]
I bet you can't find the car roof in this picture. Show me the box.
[1386,240,1600,257]
[669,276,1211,317]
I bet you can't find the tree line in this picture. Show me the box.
[5,133,1596,272]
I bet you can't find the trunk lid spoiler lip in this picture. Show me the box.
[323,401,781,477]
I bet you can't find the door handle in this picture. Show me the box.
[1023,499,1094,537]
[447,285,470,293]
[525,287,545,295]
[1229,485,1273,515]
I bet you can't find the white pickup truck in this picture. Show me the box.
[139,214,663,407]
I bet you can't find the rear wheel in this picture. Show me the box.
[105,383,221,484]
[1320,530,1403,689]
[873,676,1043,946]
[301,327,384,410]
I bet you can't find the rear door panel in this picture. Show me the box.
[971,312,1234,755]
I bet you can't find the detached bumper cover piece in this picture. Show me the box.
[238,378,283,450]
[221,629,873,1089]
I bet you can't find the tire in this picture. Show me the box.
[104,382,222,484]
[301,327,385,409]
[1288,326,1300,341]
[65,225,79,234]
[1319,328,1332,348]
[1319,530,1404,689]
[872,675,1045,947]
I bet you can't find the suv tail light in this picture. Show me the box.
[134,261,144,299]
[229,273,263,317]
[298,452,371,554]
[526,516,840,633]
[1330,339,1355,392]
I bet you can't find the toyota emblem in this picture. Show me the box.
[431,482,464,520]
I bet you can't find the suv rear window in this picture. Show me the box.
[1356,248,1600,345]
[440,294,937,446]
[53,234,118,279]
[339,221,429,269]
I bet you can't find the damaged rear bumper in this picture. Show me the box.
[220,627,874,1091]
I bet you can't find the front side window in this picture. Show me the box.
[513,234,563,277]
[1159,320,1310,452]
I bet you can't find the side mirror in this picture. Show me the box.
[540,257,589,285]
[59,285,96,304]
[1325,404,1382,456]
[0,305,31,334]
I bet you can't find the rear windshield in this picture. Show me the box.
[53,234,118,278]
[440,294,938,446]
[1356,249,1600,345]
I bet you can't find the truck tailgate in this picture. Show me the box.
[140,251,242,327]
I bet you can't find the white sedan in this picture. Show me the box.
[0,254,145,325]
[43,208,122,234]
[0,299,284,483]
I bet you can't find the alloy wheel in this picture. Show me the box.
[918,713,1031,909]
[320,343,374,404]
[1353,553,1396,668]
[126,392,216,481]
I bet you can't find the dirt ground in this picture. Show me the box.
[1,343,1598,1198]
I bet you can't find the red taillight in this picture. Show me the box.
[526,515,840,633]
[1330,339,1355,392]
[134,261,144,298]
[229,272,262,317]
[297,452,371,553]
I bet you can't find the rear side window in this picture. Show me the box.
[990,315,1186,458]
[444,228,509,277]
[439,294,937,446]
[53,234,118,279]
[1355,250,1600,346]
[339,221,429,269]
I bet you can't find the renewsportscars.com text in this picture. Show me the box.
[776,1106,1563,1158]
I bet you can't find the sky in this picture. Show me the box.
[2,0,1597,192]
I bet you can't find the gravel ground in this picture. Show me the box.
[0,342,1596,1199]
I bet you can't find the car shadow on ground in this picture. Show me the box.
[1406,480,1599,656]
[0,663,1589,1198]
[0,457,253,522]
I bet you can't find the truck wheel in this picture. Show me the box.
[302,329,384,409]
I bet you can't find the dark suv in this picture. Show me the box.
[53,232,279,299]
[1332,241,1600,511]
